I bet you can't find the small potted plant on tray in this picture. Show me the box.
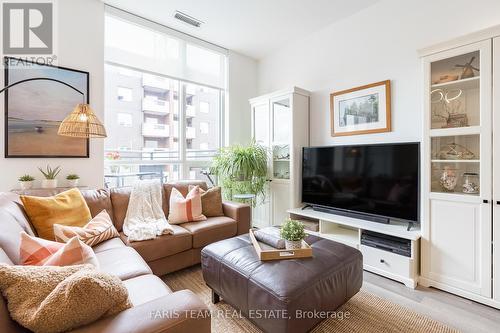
[18,175,35,190]
[280,219,307,250]
[38,165,61,189]
[66,174,80,187]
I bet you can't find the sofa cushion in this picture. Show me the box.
[168,187,207,224]
[91,237,126,253]
[20,232,98,267]
[54,210,119,247]
[109,187,132,232]
[119,224,192,262]
[95,247,152,280]
[20,189,92,240]
[81,189,114,220]
[163,181,208,216]
[0,193,37,265]
[180,216,237,248]
[190,186,224,217]
[123,274,172,306]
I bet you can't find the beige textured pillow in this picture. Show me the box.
[54,210,119,247]
[0,264,131,333]
[189,185,224,217]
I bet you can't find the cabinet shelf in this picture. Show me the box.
[431,76,480,90]
[430,126,481,137]
[431,159,480,163]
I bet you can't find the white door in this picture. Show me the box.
[251,102,271,228]
[493,37,500,302]
[271,180,291,226]
[422,40,492,297]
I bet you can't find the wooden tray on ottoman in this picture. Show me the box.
[249,229,312,261]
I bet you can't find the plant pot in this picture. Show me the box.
[67,179,79,187]
[285,240,303,250]
[19,181,34,190]
[41,179,58,189]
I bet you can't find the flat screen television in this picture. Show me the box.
[302,143,419,224]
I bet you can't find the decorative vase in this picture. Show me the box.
[439,167,458,192]
[285,240,302,250]
[41,179,58,189]
[67,179,79,187]
[19,181,33,190]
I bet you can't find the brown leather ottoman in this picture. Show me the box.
[201,234,363,333]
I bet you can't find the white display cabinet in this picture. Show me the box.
[249,87,310,228]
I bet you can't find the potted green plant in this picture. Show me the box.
[18,175,35,190]
[210,141,268,206]
[280,219,307,250]
[66,174,80,187]
[38,165,61,189]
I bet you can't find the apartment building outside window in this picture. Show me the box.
[104,7,226,188]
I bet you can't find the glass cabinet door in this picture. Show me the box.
[427,42,491,198]
[252,103,269,146]
[272,97,291,180]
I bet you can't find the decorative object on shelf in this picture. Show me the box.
[66,174,80,187]
[439,142,475,160]
[330,80,391,136]
[210,140,268,207]
[2,57,106,158]
[38,165,61,189]
[18,175,35,190]
[431,88,467,128]
[280,219,307,250]
[432,74,459,85]
[439,166,458,192]
[455,56,479,79]
[462,172,479,194]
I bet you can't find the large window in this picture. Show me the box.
[104,8,226,188]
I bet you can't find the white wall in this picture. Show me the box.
[257,0,500,146]
[0,0,105,191]
[227,50,257,145]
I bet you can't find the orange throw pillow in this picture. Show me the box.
[20,188,92,240]
[54,210,119,247]
[168,186,207,224]
[19,232,98,267]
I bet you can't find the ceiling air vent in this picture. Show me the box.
[174,11,203,28]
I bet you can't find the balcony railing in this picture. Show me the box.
[142,123,170,137]
[142,74,170,90]
[142,98,169,114]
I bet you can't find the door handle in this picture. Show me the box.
[483,199,489,204]
[497,201,500,205]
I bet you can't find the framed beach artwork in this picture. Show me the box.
[330,80,391,137]
[4,57,89,157]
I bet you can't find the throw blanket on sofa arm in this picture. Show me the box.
[123,179,174,242]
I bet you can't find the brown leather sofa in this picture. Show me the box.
[0,181,251,333]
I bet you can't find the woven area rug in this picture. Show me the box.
[163,266,458,333]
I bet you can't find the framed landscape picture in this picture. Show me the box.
[330,80,391,137]
[4,57,89,157]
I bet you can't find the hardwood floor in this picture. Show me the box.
[363,271,500,333]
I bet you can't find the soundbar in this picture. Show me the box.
[312,205,390,224]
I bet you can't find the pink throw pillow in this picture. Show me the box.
[168,186,207,224]
[19,232,98,267]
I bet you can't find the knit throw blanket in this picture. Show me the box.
[123,180,174,242]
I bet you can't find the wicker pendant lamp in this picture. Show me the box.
[58,103,107,138]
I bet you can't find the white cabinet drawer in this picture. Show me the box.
[360,245,413,278]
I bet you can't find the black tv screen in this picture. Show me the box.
[302,143,419,222]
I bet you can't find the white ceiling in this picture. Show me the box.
[104,0,379,59]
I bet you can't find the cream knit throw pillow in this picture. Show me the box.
[0,264,132,333]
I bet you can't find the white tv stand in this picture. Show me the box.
[288,208,421,288]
